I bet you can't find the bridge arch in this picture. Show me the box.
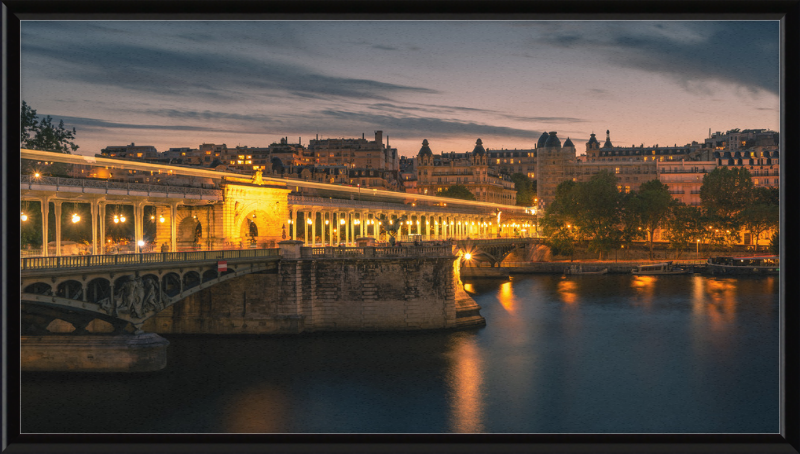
[56,279,83,300]
[24,282,53,295]
[202,269,218,283]
[162,272,181,297]
[182,271,201,291]
[177,215,202,248]
[86,278,111,303]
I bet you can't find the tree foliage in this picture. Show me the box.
[663,203,706,259]
[438,184,476,201]
[21,101,79,153]
[741,186,780,251]
[510,173,536,206]
[699,167,753,231]
[628,179,675,260]
[769,231,779,256]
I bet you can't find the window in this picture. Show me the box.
[615,167,620,174]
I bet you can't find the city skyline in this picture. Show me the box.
[21,20,779,157]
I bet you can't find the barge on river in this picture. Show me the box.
[704,255,779,276]
[632,261,694,275]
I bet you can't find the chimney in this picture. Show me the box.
[375,130,383,147]
[316,133,319,140]
[299,137,301,145]
[362,133,365,140]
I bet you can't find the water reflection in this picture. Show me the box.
[446,334,485,433]
[704,279,738,329]
[498,281,515,313]
[557,279,578,305]
[222,384,289,433]
[630,275,656,308]
[463,283,475,294]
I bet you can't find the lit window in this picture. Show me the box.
[615,167,620,174]
[238,155,245,159]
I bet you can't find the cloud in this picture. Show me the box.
[44,114,254,134]
[372,44,400,51]
[22,38,439,103]
[534,22,778,95]
[316,109,540,140]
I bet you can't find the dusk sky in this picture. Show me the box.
[21,21,779,158]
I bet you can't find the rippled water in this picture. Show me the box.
[21,274,779,433]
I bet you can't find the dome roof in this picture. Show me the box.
[544,131,561,148]
[537,132,549,148]
[587,133,600,147]
[417,139,433,157]
[472,138,486,155]
[271,157,284,172]
[563,137,574,148]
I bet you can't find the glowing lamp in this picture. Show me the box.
[150,215,155,221]
[159,216,165,223]
[138,240,145,247]
[71,213,80,223]
[114,215,120,224]
[340,219,346,225]
[464,253,472,260]
[120,216,126,223]
[325,220,329,225]
[34,173,40,178]
[21,212,28,221]
[307,219,313,225]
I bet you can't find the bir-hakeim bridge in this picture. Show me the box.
[19,149,540,372]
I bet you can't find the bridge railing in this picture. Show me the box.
[21,248,280,271]
[301,246,454,259]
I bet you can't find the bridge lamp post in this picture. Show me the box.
[696,239,700,259]
[21,212,28,222]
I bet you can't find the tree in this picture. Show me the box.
[439,185,476,201]
[541,180,579,260]
[663,203,706,259]
[741,186,779,252]
[699,167,753,232]
[510,173,536,206]
[628,179,675,260]
[768,231,779,256]
[574,171,623,260]
[20,101,79,177]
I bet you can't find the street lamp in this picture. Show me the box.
[159,216,165,223]
[21,212,28,222]
[71,213,80,223]
[696,239,700,259]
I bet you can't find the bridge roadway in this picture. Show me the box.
[21,149,540,258]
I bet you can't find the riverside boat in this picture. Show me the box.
[631,261,694,275]
[705,255,779,275]
[564,265,608,275]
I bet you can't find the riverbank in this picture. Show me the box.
[461,260,705,277]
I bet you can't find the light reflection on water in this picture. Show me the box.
[22,274,778,434]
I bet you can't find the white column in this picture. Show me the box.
[91,199,98,255]
[54,201,63,256]
[134,202,143,253]
[291,208,297,240]
[41,198,50,256]
[170,203,178,253]
[99,201,106,254]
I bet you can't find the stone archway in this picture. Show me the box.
[177,215,202,251]
[238,209,274,247]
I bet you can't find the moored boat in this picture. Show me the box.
[632,261,693,275]
[704,255,779,275]
[564,265,608,275]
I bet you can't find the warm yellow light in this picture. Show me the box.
[114,216,120,224]
[307,219,313,225]
[159,216,165,223]
[464,253,472,260]
[120,216,126,223]
[325,220,329,225]
[696,239,700,242]
[71,213,80,223]
[340,219,346,225]
[34,172,40,178]
[138,240,145,247]
[21,212,28,222]
[150,215,155,221]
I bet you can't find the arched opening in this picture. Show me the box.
[87,278,111,303]
[56,280,84,300]
[86,318,115,333]
[183,271,201,291]
[46,319,76,333]
[162,273,181,297]
[202,269,218,283]
[239,210,272,248]
[177,215,202,251]
[24,282,53,295]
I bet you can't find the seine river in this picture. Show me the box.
[21,274,779,434]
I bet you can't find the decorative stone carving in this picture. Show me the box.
[104,276,162,319]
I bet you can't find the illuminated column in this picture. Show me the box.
[41,197,50,256]
[54,200,63,256]
[291,207,297,240]
[134,201,144,253]
[99,201,106,254]
[90,199,98,255]
[303,211,308,246]
[170,203,178,253]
